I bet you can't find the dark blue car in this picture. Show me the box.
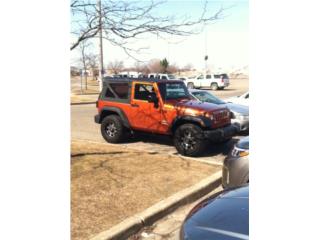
[180,185,249,240]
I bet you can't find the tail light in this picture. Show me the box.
[221,77,224,83]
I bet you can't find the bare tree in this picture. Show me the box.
[70,0,228,53]
[183,63,194,71]
[147,59,162,73]
[107,60,124,74]
[87,53,99,80]
[79,40,91,91]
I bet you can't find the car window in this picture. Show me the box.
[206,75,212,79]
[197,75,204,79]
[161,76,167,80]
[105,88,115,98]
[134,83,154,101]
[168,74,176,79]
[245,93,249,99]
[109,83,129,99]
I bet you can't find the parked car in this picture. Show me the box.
[186,73,230,90]
[148,73,177,80]
[95,77,238,156]
[226,92,249,106]
[190,89,249,132]
[222,136,249,188]
[180,185,249,240]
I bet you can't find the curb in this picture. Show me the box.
[71,101,96,105]
[90,171,222,240]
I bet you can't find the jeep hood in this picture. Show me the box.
[165,99,226,114]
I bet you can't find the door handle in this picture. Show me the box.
[131,103,139,107]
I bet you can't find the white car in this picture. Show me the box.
[186,74,230,90]
[226,92,249,106]
[148,73,177,80]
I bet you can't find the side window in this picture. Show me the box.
[105,88,115,98]
[206,75,212,79]
[197,75,204,80]
[245,93,249,99]
[108,83,129,99]
[134,84,154,101]
[161,76,167,80]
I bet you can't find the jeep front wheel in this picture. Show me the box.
[101,115,126,143]
[173,124,206,157]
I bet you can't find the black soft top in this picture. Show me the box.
[103,77,183,85]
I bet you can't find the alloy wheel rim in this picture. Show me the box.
[180,130,196,150]
[106,123,117,137]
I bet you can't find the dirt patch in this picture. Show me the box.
[71,139,220,240]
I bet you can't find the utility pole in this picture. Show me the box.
[98,0,104,92]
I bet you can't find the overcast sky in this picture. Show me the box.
[70,0,248,71]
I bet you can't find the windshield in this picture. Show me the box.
[167,74,176,79]
[158,82,190,100]
[192,91,225,104]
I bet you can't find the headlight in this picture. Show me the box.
[204,112,214,120]
[231,146,249,157]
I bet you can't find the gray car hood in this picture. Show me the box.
[225,103,249,116]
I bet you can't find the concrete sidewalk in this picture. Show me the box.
[130,186,223,240]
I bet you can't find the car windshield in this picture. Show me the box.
[158,82,190,100]
[192,91,225,104]
[167,74,176,79]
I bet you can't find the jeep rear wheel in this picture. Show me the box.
[187,82,194,89]
[210,83,218,90]
[173,124,206,157]
[101,115,126,143]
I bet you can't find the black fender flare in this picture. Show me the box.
[97,107,130,129]
[170,115,211,133]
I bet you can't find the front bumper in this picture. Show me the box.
[222,155,249,189]
[231,116,249,132]
[203,124,239,142]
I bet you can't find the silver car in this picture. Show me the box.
[189,89,249,132]
[222,136,249,188]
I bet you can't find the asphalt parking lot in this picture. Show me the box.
[72,105,240,166]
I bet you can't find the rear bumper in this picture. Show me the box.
[203,124,239,141]
[94,114,100,124]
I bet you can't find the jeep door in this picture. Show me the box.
[129,82,166,133]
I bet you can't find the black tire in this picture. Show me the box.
[187,82,194,89]
[210,83,218,90]
[173,124,207,157]
[219,87,225,90]
[101,115,126,143]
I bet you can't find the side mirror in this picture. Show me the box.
[147,93,159,108]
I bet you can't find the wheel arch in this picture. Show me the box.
[171,116,211,133]
[99,107,130,128]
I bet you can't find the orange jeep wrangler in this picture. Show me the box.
[95,78,238,156]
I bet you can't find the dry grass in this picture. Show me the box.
[71,139,220,240]
[70,93,98,104]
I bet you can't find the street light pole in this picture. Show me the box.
[98,0,104,92]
